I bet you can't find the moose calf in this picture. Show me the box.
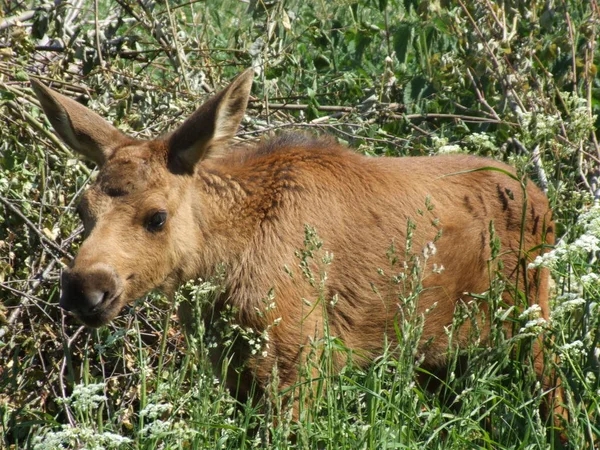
[31,70,562,426]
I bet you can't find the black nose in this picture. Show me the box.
[60,264,121,314]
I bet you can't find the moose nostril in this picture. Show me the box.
[86,290,109,309]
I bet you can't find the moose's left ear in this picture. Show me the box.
[167,69,254,174]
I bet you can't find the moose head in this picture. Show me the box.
[31,70,254,327]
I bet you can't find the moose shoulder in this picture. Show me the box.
[31,70,557,419]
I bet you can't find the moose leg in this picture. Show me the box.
[238,312,344,425]
[527,266,568,432]
[530,335,568,433]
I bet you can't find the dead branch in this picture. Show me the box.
[0,195,73,261]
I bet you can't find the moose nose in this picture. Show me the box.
[60,263,122,314]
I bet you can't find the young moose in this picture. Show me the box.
[32,70,561,423]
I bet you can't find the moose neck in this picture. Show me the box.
[189,158,274,281]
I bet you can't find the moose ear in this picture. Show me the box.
[167,68,254,174]
[30,78,128,166]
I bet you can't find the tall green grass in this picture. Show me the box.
[23,219,594,449]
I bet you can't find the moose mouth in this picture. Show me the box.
[74,291,125,328]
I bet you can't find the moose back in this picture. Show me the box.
[31,70,557,417]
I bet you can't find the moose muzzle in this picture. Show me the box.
[60,263,123,320]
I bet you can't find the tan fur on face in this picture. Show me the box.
[32,70,565,431]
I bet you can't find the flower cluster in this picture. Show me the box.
[139,402,172,420]
[32,427,131,450]
[529,204,600,270]
[67,383,107,411]
[32,383,130,450]
[432,136,462,154]
[550,292,587,321]
[465,132,497,153]
[516,304,547,336]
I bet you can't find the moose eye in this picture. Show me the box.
[146,210,168,232]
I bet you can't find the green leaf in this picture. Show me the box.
[313,54,331,71]
[393,23,413,65]
[14,70,29,82]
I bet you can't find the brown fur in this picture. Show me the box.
[32,70,564,428]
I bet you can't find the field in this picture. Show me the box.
[1,0,599,448]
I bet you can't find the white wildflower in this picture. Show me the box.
[141,419,171,438]
[32,426,131,450]
[465,132,496,152]
[518,317,547,334]
[140,402,172,420]
[69,383,107,410]
[551,296,586,320]
[529,205,600,270]
[422,241,437,258]
[581,273,600,288]
[572,234,600,253]
[585,371,597,386]
[432,263,444,273]
[534,112,560,138]
[518,304,542,319]
[528,248,563,268]
[438,144,462,154]
[561,340,584,351]
[558,340,587,360]
[559,340,586,360]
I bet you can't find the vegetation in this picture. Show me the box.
[1,0,599,448]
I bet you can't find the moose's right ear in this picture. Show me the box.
[31,78,129,166]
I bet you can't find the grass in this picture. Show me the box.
[1,0,599,448]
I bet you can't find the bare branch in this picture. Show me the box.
[0,195,73,261]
